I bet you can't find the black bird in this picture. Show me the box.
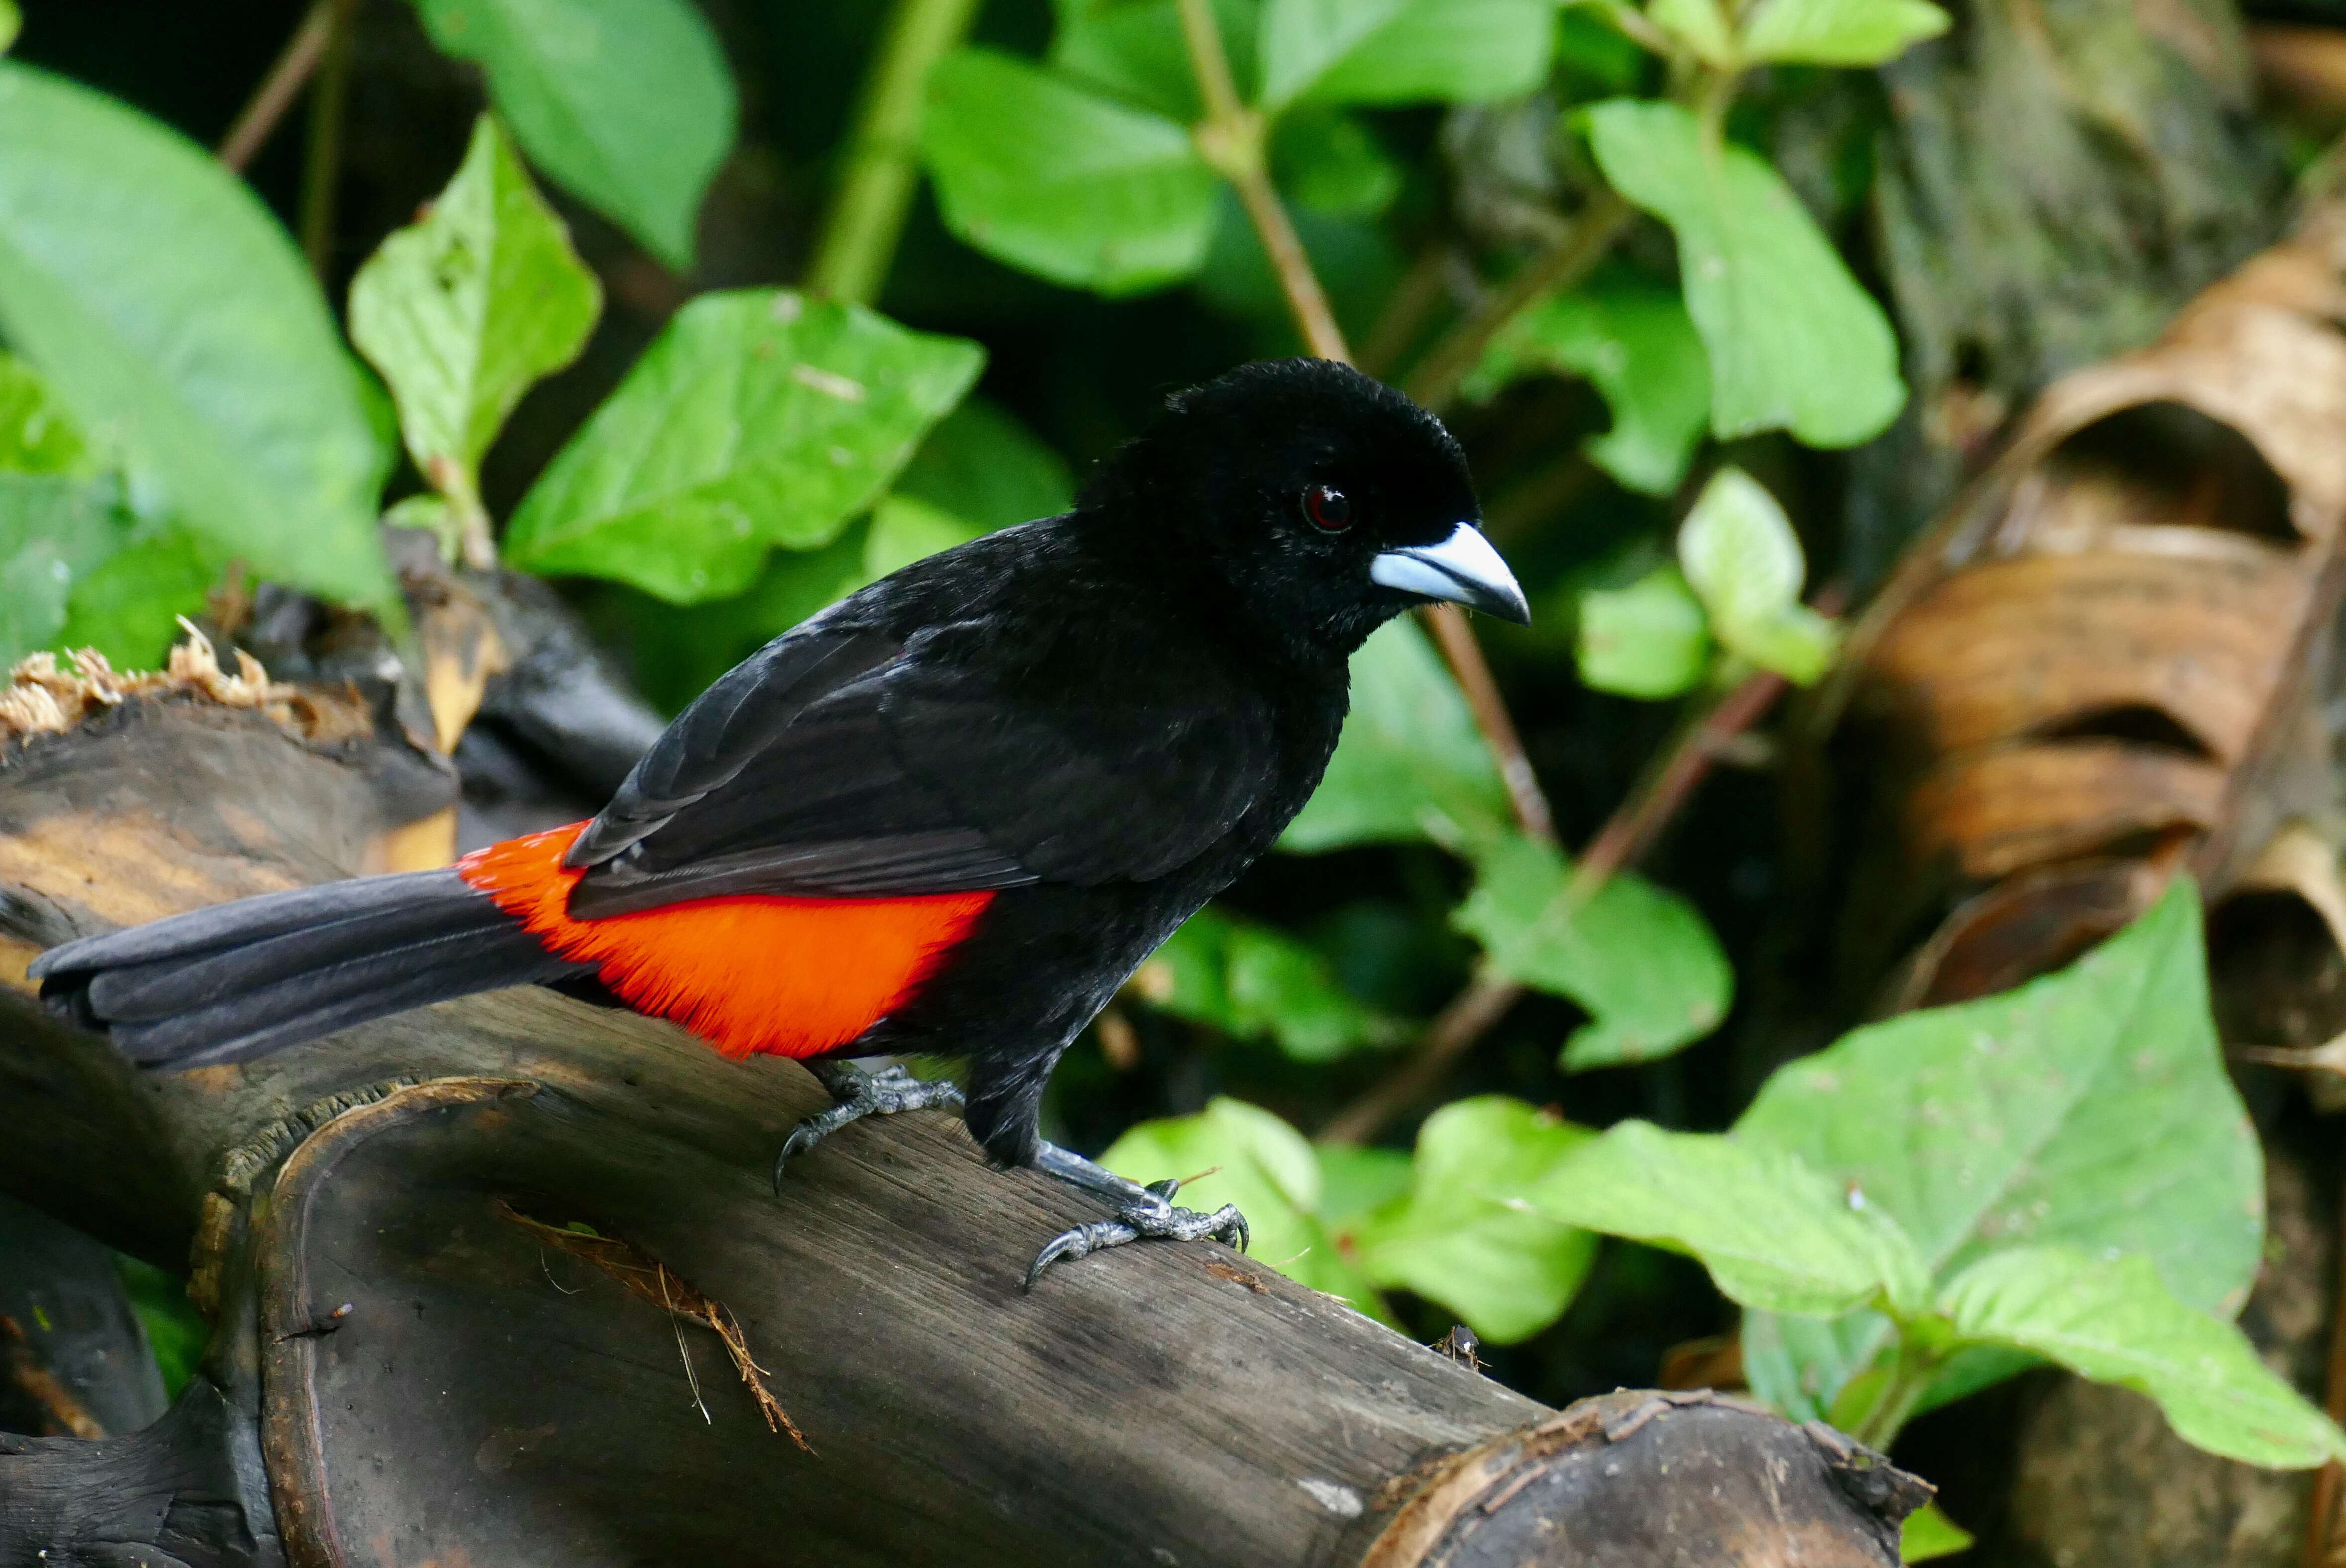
[31,358,1527,1282]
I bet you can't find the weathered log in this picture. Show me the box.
[0,691,1929,1565]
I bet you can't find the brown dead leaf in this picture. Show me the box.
[1825,199,2346,1006]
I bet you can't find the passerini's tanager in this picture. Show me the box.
[32,358,1528,1283]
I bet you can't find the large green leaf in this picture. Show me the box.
[1343,1097,1596,1343]
[1575,565,1709,699]
[349,115,601,515]
[1741,0,1949,65]
[1139,905,1404,1062]
[1583,98,1903,448]
[1452,832,1731,1069]
[1526,1120,1927,1318]
[1676,467,1837,684]
[1100,1097,1390,1315]
[1259,0,1554,108]
[1739,883,2261,1418]
[1463,278,1711,496]
[0,64,393,612]
[924,49,1219,296]
[1940,1248,2344,1469]
[1281,616,1511,851]
[0,3,17,56]
[502,290,982,601]
[408,0,735,269]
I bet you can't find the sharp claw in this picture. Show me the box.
[1224,1208,1250,1253]
[1024,1220,1136,1292]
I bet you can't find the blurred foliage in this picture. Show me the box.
[0,0,2322,1533]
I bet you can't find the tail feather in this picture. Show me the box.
[33,870,588,1070]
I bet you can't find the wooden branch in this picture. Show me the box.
[0,694,1927,1565]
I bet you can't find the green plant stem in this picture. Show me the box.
[218,1,333,173]
[1848,1344,1938,1452]
[297,0,355,277]
[808,0,984,305]
[1402,190,1633,414]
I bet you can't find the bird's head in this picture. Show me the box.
[1078,359,1527,658]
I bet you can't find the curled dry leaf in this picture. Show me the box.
[1824,200,2346,1007]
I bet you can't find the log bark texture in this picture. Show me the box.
[0,693,1929,1566]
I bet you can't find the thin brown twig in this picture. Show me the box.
[297,0,357,277]
[1425,601,1554,845]
[1321,968,1525,1143]
[1175,0,1345,362]
[1570,584,1848,903]
[218,1,334,173]
[1402,190,1634,415]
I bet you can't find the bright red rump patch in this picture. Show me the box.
[457,823,992,1060]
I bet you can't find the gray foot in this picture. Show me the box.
[772,1061,964,1192]
[1021,1141,1249,1290]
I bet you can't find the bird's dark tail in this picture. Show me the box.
[28,871,590,1070]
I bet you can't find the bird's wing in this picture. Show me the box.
[561,618,1276,917]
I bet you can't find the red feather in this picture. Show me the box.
[457,823,992,1060]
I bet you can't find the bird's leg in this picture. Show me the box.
[772,1060,964,1192]
[1022,1141,1249,1290]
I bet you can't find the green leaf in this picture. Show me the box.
[1739,883,2263,1420]
[1139,905,1404,1062]
[924,49,1219,296]
[890,396,1074,532]
[1100,1097,1391,1315]
[407,0,735,269]
[502,290,982,601]
[54,522,218,669]
[1463,279,1711,495]
[0,64,394,613]
[1273,109,1402,219]
[1576,566,1709,699]
[1343,1096,1597,1343]
[0,2,17,56]
[0,474,129,664]
[1583,98,1904,448]
[1645,0,1736,65]
[1526,1120,1927,1317]
[0,350,90,475]
[1676,467,1838,684]
[349,115,601,513]
[1900,1503,1974,1563]
[1940,1248,2346,1469]
[1317,1143,1414,1226]
[1281,617,1512,851]
[1261,0,1555,108]
[1743,0,1949,65]
[1050,0,1261,122]
[1452,832,1731,1069]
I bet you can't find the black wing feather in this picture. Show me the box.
[561,550,1278,918]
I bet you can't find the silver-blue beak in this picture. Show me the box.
[1369,522,1530,625]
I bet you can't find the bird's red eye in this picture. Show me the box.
[1303,484,1352,532]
